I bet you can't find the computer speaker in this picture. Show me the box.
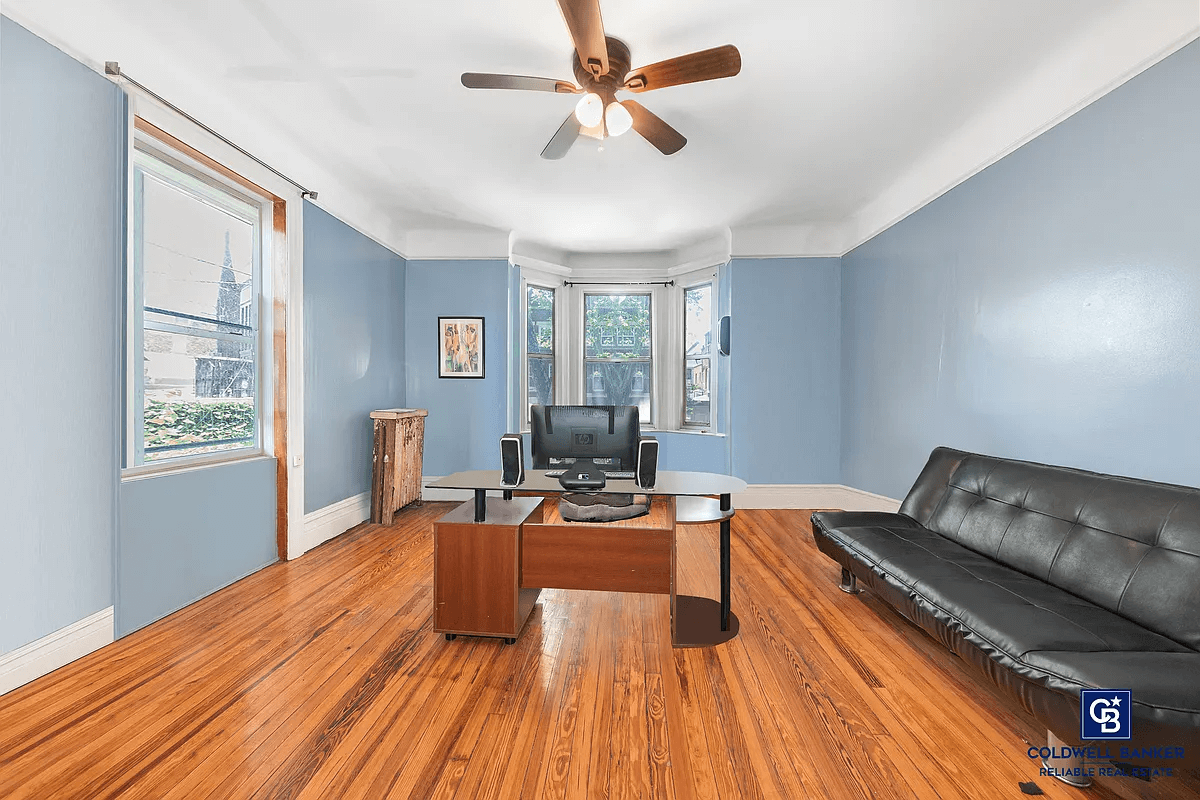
[500,434,524,486]
[718,315,731,356]
[636,436,658,489]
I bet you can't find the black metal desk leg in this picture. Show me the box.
[720,493,731,630]
[474,489,487,522]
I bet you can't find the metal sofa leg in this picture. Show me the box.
[839,567,864,594]
[1041,730,1093,788]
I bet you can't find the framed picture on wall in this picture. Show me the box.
[438,317,485,378]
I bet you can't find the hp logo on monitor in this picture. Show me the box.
[1081,690,1131,740]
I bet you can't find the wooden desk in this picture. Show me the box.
[429,470,747,647]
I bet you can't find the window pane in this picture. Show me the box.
[142,173,256,335]
[143,330,256,460]
[684,284,712,425]
[685,357,711,425]
[527,355,554,408]
[585,294,651,358]
[134,146,261,466]
[527,286,554,355]
[585,360,651,419]
[684,284,712,356]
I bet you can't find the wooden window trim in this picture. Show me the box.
[134,116,291,561]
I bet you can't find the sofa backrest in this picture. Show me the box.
[899,447,1200,652]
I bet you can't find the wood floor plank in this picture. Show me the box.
[2,504,1197,799]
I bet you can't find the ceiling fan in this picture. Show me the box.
[460,0,741,159]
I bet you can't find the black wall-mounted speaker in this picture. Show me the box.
[718,315,731,356]
[500,434,524,486]
[636,436,658,489]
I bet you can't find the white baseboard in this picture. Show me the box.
[297,491,371,558]
[736,484,902,512]
[0,607,114,695]
[422,476,901,513]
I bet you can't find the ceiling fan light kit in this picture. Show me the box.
[605,101,632,137]
[575,93,604,128]
[461,0,741,159]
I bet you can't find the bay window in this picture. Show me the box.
[519,267,721,432]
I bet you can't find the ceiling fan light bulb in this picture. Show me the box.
[606,102,633,136]
[575,93,604,128]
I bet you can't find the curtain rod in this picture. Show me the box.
[563,280,674,287]
[105,62,317,199]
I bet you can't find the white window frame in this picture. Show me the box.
[124,130,275,475]
[518,265,720,433]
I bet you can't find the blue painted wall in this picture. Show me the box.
[655,432,728,474]
[841,40,1200,499]
[730,258,842,484]
[0,17,124,653]
[118,458,277,635]
[303,203,406,513]
[406,260,510,476]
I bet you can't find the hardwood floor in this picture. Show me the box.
[2,505,1197,799]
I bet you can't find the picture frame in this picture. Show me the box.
[438,316,485,379]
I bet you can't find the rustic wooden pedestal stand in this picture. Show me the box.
[369,408,427,525]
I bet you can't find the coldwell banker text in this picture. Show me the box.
[1028,745,1186,780]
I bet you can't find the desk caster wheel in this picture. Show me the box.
[503,637,516,645]
[445,633,456,641]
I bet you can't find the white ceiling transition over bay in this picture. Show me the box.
[5,1,1198,265]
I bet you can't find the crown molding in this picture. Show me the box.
[841,4,1200,256]
[729,223,848,259]
[8,3,1196,265]
[2,7,409,261]
[509,231,731,277]
[402,227,511,260]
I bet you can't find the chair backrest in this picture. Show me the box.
[900,447,1200,651]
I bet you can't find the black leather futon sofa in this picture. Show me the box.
[812,447,1200,771]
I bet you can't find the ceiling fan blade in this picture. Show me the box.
[556,0,608,78]
[624,44,741,92]
[541,113,583,160]
[621,100,686,155]
[461,73,580,93]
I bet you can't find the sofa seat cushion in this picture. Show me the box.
[813,512,1192,668]
[1023,651,1200,712]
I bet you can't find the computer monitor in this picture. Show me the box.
[529,405,639,482]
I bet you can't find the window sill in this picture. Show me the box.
[646,428,725,438]
[121,450,272,483]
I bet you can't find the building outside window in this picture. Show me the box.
[128,135,269,467]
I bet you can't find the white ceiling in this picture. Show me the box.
[5,1,1199,265]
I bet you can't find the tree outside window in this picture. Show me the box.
[526,285,554,421]
[584,293,651,420]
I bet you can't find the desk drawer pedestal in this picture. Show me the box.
[433,497,542,641]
